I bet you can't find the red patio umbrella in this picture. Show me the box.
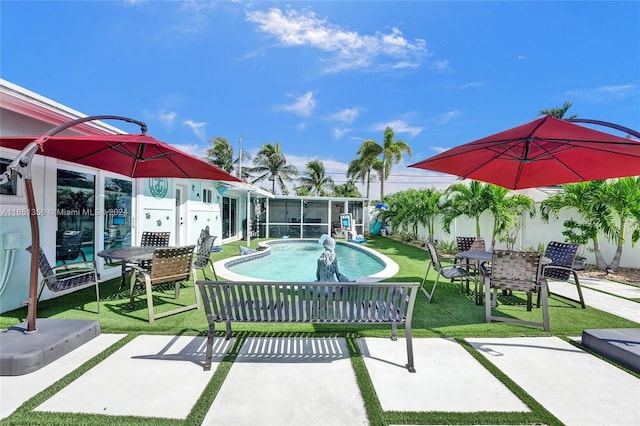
[0,115,241,332]
[0,133,242,181]
[409,116,640,190]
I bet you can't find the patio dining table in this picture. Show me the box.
[97,246,158,291]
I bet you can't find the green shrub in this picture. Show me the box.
[436,239,457,254]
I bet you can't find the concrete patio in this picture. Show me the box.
[1,278,638,425]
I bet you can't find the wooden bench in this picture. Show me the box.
[196,281,419,372]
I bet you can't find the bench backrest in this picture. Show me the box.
[197,281,418,324]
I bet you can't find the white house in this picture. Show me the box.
[0,79,270,313]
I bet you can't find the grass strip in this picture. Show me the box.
[346,335,386,426]
[184,333,246,425]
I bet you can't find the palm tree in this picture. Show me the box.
[298,160,334,196]
[380,127,412,199]
[380,188,444,243]
[348,142,380,200]
[599,177,640,271]
[206,136,253,180]
[441,181,536,251]
[332,179,363,197]
[206,137,234,172]
[441,180,490,237]
[540,181,609,270]
[358,127,412,200]
[251,142,298,194]
[485,185,536,251]
[539,101,577,119]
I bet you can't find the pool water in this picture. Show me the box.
[226,240,386,282]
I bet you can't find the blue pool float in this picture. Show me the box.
[347,237,367,244]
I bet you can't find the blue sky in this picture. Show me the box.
[2,1,639,198]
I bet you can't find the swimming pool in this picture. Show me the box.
[215,239,399,282]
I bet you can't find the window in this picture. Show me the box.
[222,196,237,239]
[0,158,18,196]
[57,169,95,264]
[103,177,132,250]
[203,188,213,204]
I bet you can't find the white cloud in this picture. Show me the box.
[286,153,348,176]
[328,107,360,124]
[518,55,528,60]
[431,59,451,72]
[171,143,207,159]
[333,128,352,139]
[277,91,316,117]
[159,110,177,126]
[373,120,423,138]
[430,145,451,154]
[434,109,461,124]
[459,81,484,90]
[565,84,637,101]
[246,8,428,72]
[183,119,207,139]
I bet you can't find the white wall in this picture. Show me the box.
[413,206,640,269]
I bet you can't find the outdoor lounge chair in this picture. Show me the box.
[422,242,475,303]
[193,227,217,280]
[56,230,87,264]
[27,245,100,313]
[129,245,199,323]
[539,241,585,308]
[483,250,549,331]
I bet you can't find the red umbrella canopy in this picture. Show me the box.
[409,116,640,189]
[0,133,242,182]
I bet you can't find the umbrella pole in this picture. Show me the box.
[25,178,40,332]
[567,118,640,139]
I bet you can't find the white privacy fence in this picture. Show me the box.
[399,206,639,269]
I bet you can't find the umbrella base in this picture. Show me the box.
[0,319,100,376]
[582,328,640,374]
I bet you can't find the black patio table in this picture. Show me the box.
[97,246,157,291]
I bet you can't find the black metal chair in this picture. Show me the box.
[193,227,217,280]
[56,230,87,264]
[540,241,585,308]
[422,242,475,303]
[27,246,100,313]
[140,231,170,247]
[136,231,170,270]
[452,236,486,292]
[483,250,549,331]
